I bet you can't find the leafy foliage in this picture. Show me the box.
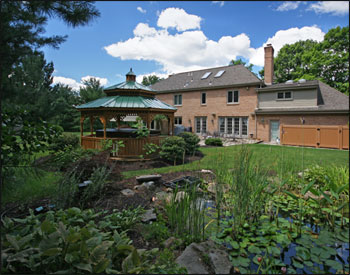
[179,132,200,156]
[134,117,150,138]
[1,105,63,167]
[79,77,105,103]
[229,58,254,72]
[159,136,186,165]
[141,75,162,86]
[205,137,223,146]
[1,207,145,274]
[49,133,80,152]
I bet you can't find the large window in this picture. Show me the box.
[277,91,292,100]
[201,92,206,105]
[195,117,207,134]
[219,117,248,137]
[227,90,239,104]
[174,94,182,106]
[174,117,182,125]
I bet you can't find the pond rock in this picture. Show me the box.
[141,208,157,223]
[134,181,155,191]
[121,189,135,197]
[176,240,233,274]
[136,174,162,183]
[163,236,181,249]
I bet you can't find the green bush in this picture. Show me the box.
[205,137,223,146]
[159,136,186,165]
[51,146,97,171]
[142,221,170,242]
[179,132,200,156]
[49,133,79,152]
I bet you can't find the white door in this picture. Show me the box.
[270,120,280,142]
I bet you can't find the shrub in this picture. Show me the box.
[142,221,170,242]
[50,146,97,171]
[159,136,186,165]
[49,133,79,152]
[179,132,200,156]
[205,137,223,146]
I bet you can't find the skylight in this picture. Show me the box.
[214,70,225,78]
[201,72,212,79]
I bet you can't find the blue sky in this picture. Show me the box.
[43,1,349,90]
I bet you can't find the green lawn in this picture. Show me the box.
[122,144,349,178]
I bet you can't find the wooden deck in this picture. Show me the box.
[81,135,166,157]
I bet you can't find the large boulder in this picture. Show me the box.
[176,240,233,274]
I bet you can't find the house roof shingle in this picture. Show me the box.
[151,64,261,93]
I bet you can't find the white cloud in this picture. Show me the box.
[248,26,325,66]
[276,1,301,11]
[157,7,202,32]
[307,1,349,16]
[81,75,108,86]
[53,75,108,90]
[104,9,326,73]
[53,76,84,90]
[212,1,225,7]
[137,6,146,14]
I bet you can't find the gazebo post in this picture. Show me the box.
[171,114,174,136]
[80,116,85,136]
[99,116,107,139]
[89,116,94,136]
[167,116,171,135]
[116,115,121,129]
[146,113,151,130]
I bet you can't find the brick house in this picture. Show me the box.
[152,44,349,143]
[153,64,261,138]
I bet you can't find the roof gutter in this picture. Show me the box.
[255,109,349,115]
[155,81,262,94]
[256,84,319,92]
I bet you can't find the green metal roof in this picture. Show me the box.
[104,81,154,91]
[76,96,177,110]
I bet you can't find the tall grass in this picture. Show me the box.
[1,167,61,205]
[165,184,205,243]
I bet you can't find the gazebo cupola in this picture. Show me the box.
[126,68,136,82]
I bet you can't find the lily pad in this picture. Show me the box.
[325,259,342,270]
[248,245,261,254]
[292,259,304,269]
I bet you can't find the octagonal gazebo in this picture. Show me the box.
[76,68,176,158]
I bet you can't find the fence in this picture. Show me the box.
[81,135,166,157]
[281,125,349,150]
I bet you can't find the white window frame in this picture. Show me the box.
[201,92,207,105]
[174,94,182,106]
[195,117,207,135]
[276,91,293,101]
[174,116,182,125]
[219,116,248,138]
[227,90,239,104]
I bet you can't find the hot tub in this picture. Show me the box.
[95,128,160,138]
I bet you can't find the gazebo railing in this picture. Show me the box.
[81,135,166,157]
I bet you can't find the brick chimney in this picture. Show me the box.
[264,44,274,85]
